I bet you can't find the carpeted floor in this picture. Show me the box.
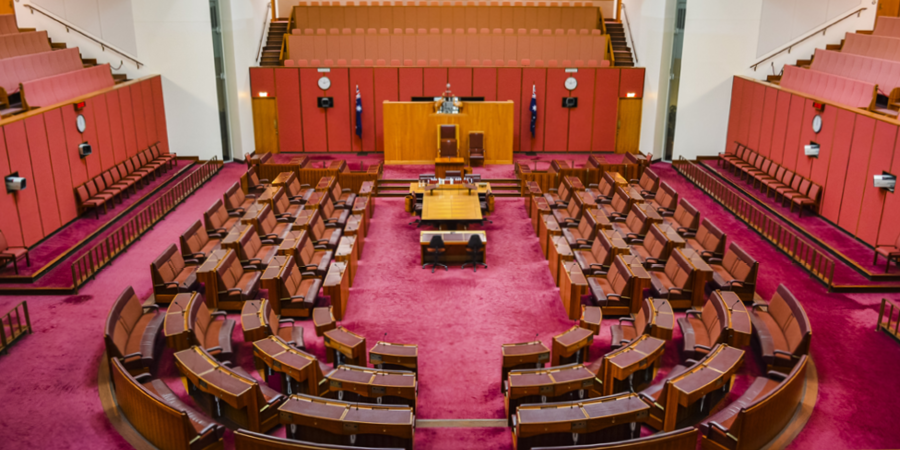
[0,159,898,450]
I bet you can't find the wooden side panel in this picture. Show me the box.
[349,67,377,152]
[808,102,838,189]
[5,121,44,245]
[877,135,900,245]
[81,101,101,179]
[737,82,754,146]
[618,67,644,98]
[275,68,304,153]
[60,106,88,187]
[857,121,897,245]
[373,68,399,153]
[398,67,424,100]
[794,99,816,178]
[0,130,22,246]
[45,108,77,225]
[118,87,138,158]
[497,67,522,153]
[543,68,570,152]
[325,68,352,152]
[23,115,60,235]
[519,68,546,152]
[472,67,497,101]
[105,91,127,164]
[151,77,170,153]
[769,90,792,165]
[757,86,778,158]
[837,115,876,233]
[747,83,766,151]
[567,68,595,152]
[250,67,277,98]
[616,99,642,153]
[592,68,619,153]
[820,109,856,223]
[300,68,328,151]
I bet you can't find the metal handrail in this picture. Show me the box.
[751,7,867,71]
[22,4,143,69]
[257,2,273,65]
[620,2,638,65]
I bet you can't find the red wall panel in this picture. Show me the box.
[618,68,644,98]
[737,82,753,146]
[5,122,44,245]
[543,69,569,152]
[448,68,473,96]
[105,91,127,164]
[23,115,60,234]
[398,68,423,100]
[373,68,399,153]
[808,102,837,189]
[275,68,304,153]
[80,101,101,179]
[349,68,377,152]
[592,68,619,152]
[747,83,765,151]
[567,68,595,151]
[820,109,855,223]
[91,95,115,172]
[299,68,328,151]
[878,136,900,245]
[781,94,805,172]
[423,67,448,96]
[61,105,87,186]
[857,121,897,245]
[131,84,148,150]
[497,68,522,152]
[250,68,276,97]
[142,81,158,145]
[44,108,77,225]
[519,68,546,152]
[769,90,791,165]
[472,68,497,100]
[757,87,778,158]
[118,87,138,158]
[725,78,743,152]
[325,68,351,152]
[151,77,170,153]
[837,116,876,233]
[0,133,22,246]
[794,99,816,178]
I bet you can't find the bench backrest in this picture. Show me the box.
[768,284,812,356]
[643,225,668,260]
[575,213,597,240]
[843,32,900,62]
[180,220,213,256]
[664,250,693,290]
[204,200,231,232]
[637,167,659,193]
[0,30,52,60]
[694,219,726,255]
[529,427,698,450]
[21,63,115,109]
[810,48,900,93]
[624,204,650,235]
[720,243,758,284]
[0,47,83,94]
[780,64,876,109]
[672,200,700,230]
[607,256,632,296]
[217,251,245,291]
[225,182,249,211]
[235,428,403,450]
[654,181,678,211]
[105,286,143,359]
[610,186,629,215]
[189,294,213,344]
[151,244,186,285]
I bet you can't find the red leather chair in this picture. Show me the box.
[0,230,29,274]
[875,233,900,273]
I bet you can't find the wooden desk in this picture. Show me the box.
[315,176,336,193]
[241,299,267,342]
[291,208,315,231]
[524,181,542,212]
[370,342,419,372]
[163,292,198,351]
[220,225,246,254]
[335,236,358,287]
[678,248,713,310]
[240,203,266,227]
[279,394,414,450]
[312,306,335,337]
[409,181,492,196]
[539,214,561,259]
[576,190,598,210]
[197,249,233,311]
[501,341,550,392]
[559,261,589,321]
[552,326,594,366]
[342,213,364,243]
[580,305,603,335]
[271,172,294,187]
[656,223,686,256]
[276,230,306,261]
[595,334,666,396]
[352,197,372,235]
[513,393,650,450]
[532,197,550,235]
[253,335,326,396]
[435,157,465,178]
[564,176,585,191]
[256,186,283,210]
[323,326,366,367]
[323,262,350,320]
[718,291,752,348]
[324,365,417,411]
[549,235,573,286]
[419,186,484,226]
[419,230,486,264]
[587,207,613,231]
[647,298,675,341]
[383,101,514,165]
[174,346,282,433]
[260,255,292,315]
[505,363,598,425]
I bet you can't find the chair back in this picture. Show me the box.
[281,257,305,298]
[599,172,617,197]
[440,139,458,157]
[429,235,445,250]
[469,132,484,150]
[467,234,483,250]
[769,284,812,357]
[702,294,724,344]
[204,200,229,231]
[609,256,632,295]
[274,188,291,215]
[189,295,211,344]
[286,176,303,197]
[806,184,821,203]
[638,168,659,193]
[611,187,630,214]
[0,230,7,253]
[259,205,278,235]
[644,226,668,259]
[309,210,327,241]
[224,183,247,211]
[666,251,694,289]
[672,200,700,230]
[694,219,726,255]
[239,225,265,260]
[636,298,651,334]
[248,168,263,187]
[180,220,211,256]
[151,244,185,285]
[719,243,758,284]
[104,286,142,358]
[440,124,457,139]
[590,232,614,266]
[216,251,244,291]
[655,182,678,211]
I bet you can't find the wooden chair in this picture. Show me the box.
[875,232,900,273]
[0,230,29,274]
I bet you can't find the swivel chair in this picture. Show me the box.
[424,235,448,272]
[461,234,487,272]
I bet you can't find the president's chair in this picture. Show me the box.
[469,132,485,166]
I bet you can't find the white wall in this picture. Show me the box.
[757,0,861,57]
[15,0,225,161]
[31,0,138,55]
[670,0,876,160]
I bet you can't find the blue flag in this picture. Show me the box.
[530,84,537,138]
[355,85,362,138]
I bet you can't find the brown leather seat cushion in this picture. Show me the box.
[144,379,224,437]
[699,376,779,434]
[610,324,637,348]
[237,272,261,299]
[277,326,306,350]
[125,313,165,364]
[205,318,236,357]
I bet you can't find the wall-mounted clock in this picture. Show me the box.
[565,76,578,91]
[812,115,822,134]
[76,114,86,133]
[318,76,331,90]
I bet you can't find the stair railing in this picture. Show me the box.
[257,2,273,65]
[620,2,638,65]
[22,4,143,69]
[751,6,867,71]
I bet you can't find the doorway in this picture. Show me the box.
[663,0,686,161]
[209,0,233,161]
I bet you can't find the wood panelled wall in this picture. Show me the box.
[0,76,169,248]
[249,66,644,154]
[726,75,900,248]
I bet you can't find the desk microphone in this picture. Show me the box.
[535,333,539,343]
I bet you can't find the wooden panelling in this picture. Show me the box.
[118,86,138,158]
[299,68,327,151]
[448,68,473,97]
[857,121,897,245]
[424,67,448,96]
[0,129,22,247]
[349,67,377,153]
[131,84,148,150]
[567,68,595,151]
[142,81,158,146]
[794,99,816,178]
[325,68,352,152]
[151,77,170,153]
[373,68,399,153]
[544,68,570,152]
[808,101,838,190]
[275,68,304,153]
[758,86,778,158]
[250,67,276,98]
[252,98,280,154]
[44,108,77,225]
[81,101,102,179]
[497,68,522,152]
[781,94,805,172]
[820,109,856,223]
[472,68,497,101]
[769,90,792,165]
[92,94,115,172]
[398,68,424,100]
[106,90,127,164]
[838,116,876,233]
[725,77,743,151]
[878,135,900,245]
[23,115,60,234]
[618,67,644,98]
[593,68,619,152]
[5,121,43,246]
[747,83,766,151]
[737,81,754,147]
[616,98,642,153]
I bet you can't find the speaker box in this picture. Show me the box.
[562,97,578,108]
[318,97,334,108]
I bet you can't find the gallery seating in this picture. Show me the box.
[224,182,257,213]
[0,230,29,274]
[216,250,262,302]
[663,199,700,237]
[750,284,811,372]
[809,48,900,101]
[76,180,114,219]
[106,166,138,195]
[586,171,616,204]
[648,181,678,215]
[531,427,698,450]
[874,233,900,273]
[0,13,18,35]
[187,295,236,362]
[204,199,242,238]
[276,256,323,318]
[0,47,83,107]
[294,231,333,278]
[285,174,316,204]
[110,357,225,450]
[562,212,598,249]
[552,197,582,226]
[647,250,694,302]
[779,65,876,110]
[20,63,116,109]
[150,244,200,304]
[257,204,294,244]
[699,356,809,450]
[685,219,726,261]
[841,32,900,63]
[320,197,351,228]
[236,225,278,270]
[574,231,616,275]
[706,243,758,301]
[150,145,177,170]
[104,286,163,375]
[629,166,659,198]
[677,292,729,360]
[179,220,222,264]
[0,31,52,60]
[309,210,343,250]
[262,299,306,349]
[328,180,356,209]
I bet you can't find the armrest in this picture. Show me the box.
[190,252,206,259]
[768,370,788,381]
[133,373,153,382]
[246,194,258,198]
[751,303,768,311]
[303,264,319,271]
[638,393,663,410]
[259,178,270,183]
[301,271,318,277]
[314,239,329,245]
[708,422,737,441]
[245,258,262,265]
[206,346,222,353]
[260,239,276,245]
[210,311,228,318]
[707,257,723,264]
[575,239,592,245]
[629,178,640,184]
[324,217,338,223]
[313,245,329,250]
[156,282,180,289]
[685,310,702,318]
[195,423,217,438]
[224,288,243,294]
[649,264,665,271]
[700,250,715,258]
[123,352,143,359]
[685,359,700,366]
[143,304,160,311]
[629,238,644,244]
[549,188,558,192]
[281,295,307,301]
[694,344,712,351]
[774,349,798,359]
[279,318,295,325]
[588,184,598,188]
[607,293,624,301]
[618,317,635,324]
[228,207,245,214]
[727,280,745,288]
[342,188,352,193]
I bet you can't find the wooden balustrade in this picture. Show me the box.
[0,301,31,354]
[877,298,900,343]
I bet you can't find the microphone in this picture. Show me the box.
[383,332,387,343]
[535,333,539,343]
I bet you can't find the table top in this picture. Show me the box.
[326,365,417,388]
[253,336,317,372]
[240,299,265,333]
[648,298,675,331]
[272,172,294,186]
[323,261,348,288]
[371,342,419,358]
[174,347,254,397]
[508,364,594,388]
[422,192,483,221]
[517,393,647,424]
[608,335,666,370]
[324,326,364,348]
[672,345,744,394]
[554,326,594,347]
[256,186,282,204]
[502,341,550,360]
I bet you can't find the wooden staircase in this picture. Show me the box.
[605,21,634,67]
[261,20,289,67]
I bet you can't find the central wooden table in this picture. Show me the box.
[411,182,490,229]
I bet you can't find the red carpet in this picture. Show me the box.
[0,160,898,450]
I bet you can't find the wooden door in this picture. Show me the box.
[878,0,900,18]
[0,1,13,15]
[615,98,642,154]
[252,98,280,153]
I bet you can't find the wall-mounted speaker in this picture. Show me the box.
[5,172,25,193]
[78,142,93,158]
[562,97,578,108]
[875,172,896,193]
[318,97,334,108]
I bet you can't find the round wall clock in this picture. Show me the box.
[76,114,86,133]
[318,76,331,90]
[812,115,822,134]
[565,76,578,91]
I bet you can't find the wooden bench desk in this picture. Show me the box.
[718,290,752,348]
[552,325,594,366]
[580,305,603,335]
[312,306,335,337]
[324,262,350,320]
[560,261,589,320]
[240,299,266,342]
[324,364,417,411]
[501,341,550,392]
[532,196,551,235]
[163,292,198,351]
[593,334,666,396]
[335,236,358,287]
[647,298,675,341]
[549,235,573,286]
[419,230,487,264]
[253,335,327,396]
[323,326,366,367]
[504,363,599,425]
[370,342,419,372]
[197,249,234,311]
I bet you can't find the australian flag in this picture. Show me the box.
[355,85,363,138]
[530,84,537,138]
